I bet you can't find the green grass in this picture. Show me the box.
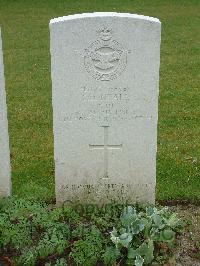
[0,0,199,202]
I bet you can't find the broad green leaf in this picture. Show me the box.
[146,206,155,216]
[110,228,119,246]
[111,227,118,237]
[138,242,147,255]
[111,229,133,248]
[161,229,175,242]
[145,240,154,263]
[150,227,160,240]
[152,214,165,229]
[131,219,145,235]
[128,241,154,263]
[119,232,133,247]
[121,206,137,227]
[135,255,144,266]
[128,247,138,259]
[165,213,181,228]
[119,227,127,234]
[144,219,152,238]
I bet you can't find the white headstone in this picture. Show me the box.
[0,27,11,197]
[50,13,161,205]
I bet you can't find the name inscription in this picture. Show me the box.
[61,86,153,125]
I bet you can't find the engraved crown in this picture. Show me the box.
[97,27,112,41]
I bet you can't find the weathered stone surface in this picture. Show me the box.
[50,13,161,205]
[0,27,11,197]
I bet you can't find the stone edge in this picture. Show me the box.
[50,12,161,25]
[0,26,12,197]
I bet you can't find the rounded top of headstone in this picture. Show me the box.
[50,12,160,25]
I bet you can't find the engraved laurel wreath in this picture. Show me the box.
[84,27,127,81]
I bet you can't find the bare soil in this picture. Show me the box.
[168,204,200,266]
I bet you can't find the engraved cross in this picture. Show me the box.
[89,126,122,179]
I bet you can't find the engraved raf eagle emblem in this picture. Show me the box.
[84,27,127,81]
[90,50,121,70]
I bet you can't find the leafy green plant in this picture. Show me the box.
[70,226,104,265]
[0,197,183,265]
[106,206,182,265]
[0,197,71,265]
